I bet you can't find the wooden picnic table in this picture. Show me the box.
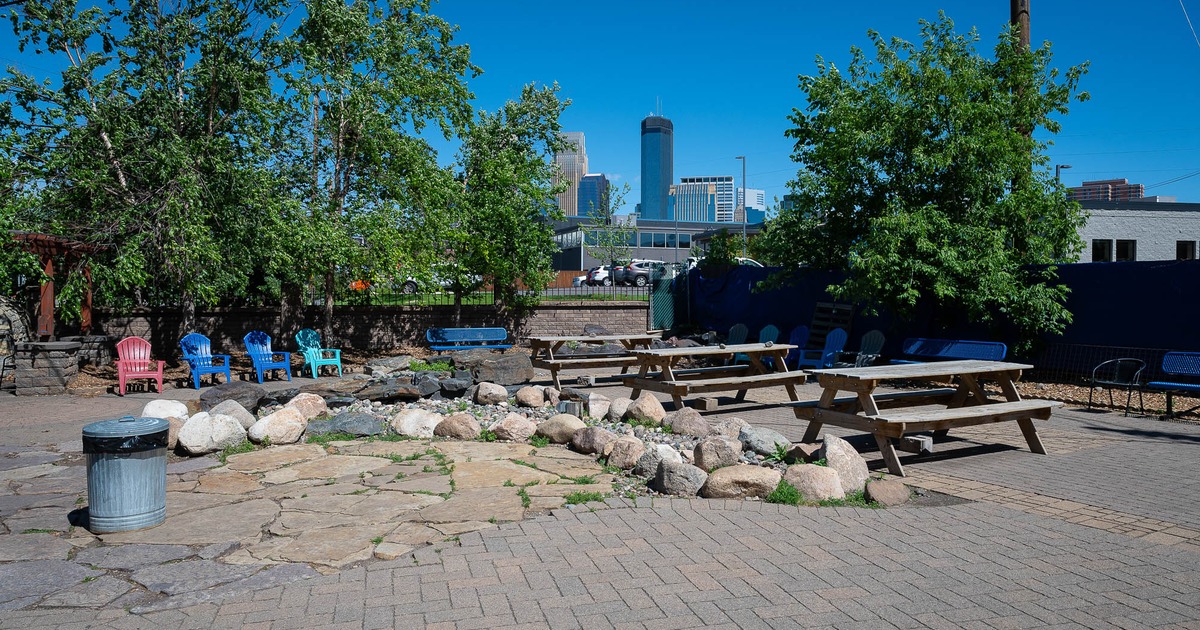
[791,359,1062,476]
[623,342,802,410]
[527,333,659,389]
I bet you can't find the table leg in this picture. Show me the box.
[1016,418,1047,454]
[800,420,825,443]
[672,394,685,410]
[802,387,842,442]
[874,433,906,476]
[550,367,562,391]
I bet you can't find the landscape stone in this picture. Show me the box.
[544,387,561,406]
[435,441,535,462]
[248,407,307,445]
[536,414,586,444]
[308,412,386,437]
[74,544,194,570]
[142,399,189,420]
[739,425,791,456]
[390,408,445,438]
[354,380,421,403]
[453,352,534,385]
[199,381,267,413]
[416,487,525,524]
[415,375,441,397]
[129,563,319,614]
[434,412,482,439]
[624,393,666,425]
[632,448,664,478]
[605,436,646,470]
[209,400,256,430]
[452,460,558,489]
[663,407,710,437]
[787,443,822,464]
[168,416,187,451]
[693,437,742,472]
[257,387,300,408]
[586,393,611,420]
[177,412,247,455]
[224,444,327,474]
[298,378,366,399]
[571,426,618,455]
[821,434,869,495]
[699,465,781,499]
[131,559,259,595]
[866,479,911,506]
[0,532,74,561]
[284,393,328,419]
[650,460,708,497]
[260,455,391,484]
[39,575,131,608]
[439,378,470,398]
[514,386,545,408]
[558,387,588,402]
[783,464,844,501]
[364,355,413,376]
[195,470,263,494]
[475,382,508,405]
[606,397,634,422]
[99,498,280,545]
[709,417,750,440]
[0,560,103,610]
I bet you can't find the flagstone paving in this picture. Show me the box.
[0,372,1197,627]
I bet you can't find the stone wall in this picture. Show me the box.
[93,301,650,358]
[13,341,80,396]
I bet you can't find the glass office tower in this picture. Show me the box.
[640,116,673,220]
[577,173,610,219]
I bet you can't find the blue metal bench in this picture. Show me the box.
[426,327,512,353]
[891,338,1007,364]
[1146,352,1200,418]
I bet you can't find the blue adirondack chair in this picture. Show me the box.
[795,328,849,370]
[723,323,749,365]
[295,328,342,378]
[736,324,780,364]
[179,332,232,390]
[243,331,292,384]
[784,326,811,369]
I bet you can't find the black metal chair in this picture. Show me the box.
[1088,358,1145,416]
[0,332,15,386]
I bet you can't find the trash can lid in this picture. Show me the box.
[83,416,170,439]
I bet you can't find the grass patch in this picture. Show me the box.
[371,536,383,544]
[21,528,58,534]
[765,442,790,464]
[306,432,358,446]
[512,459,539,470]
[569,475,595,485]
[479,429,498,442]
[409,359,452,372]
[817,490,875,508]
[563,491,606,505]
[518,487,531,508]
[219,440,256,463]
[530,435,550,448]
[502,479,516,487]
[765,479,803,506]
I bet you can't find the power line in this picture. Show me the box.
[1182,0,1200,51]
[1146,169,1200,189]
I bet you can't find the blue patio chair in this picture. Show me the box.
[795,328,849,370]
[179,332,232,389]
[783,326,811,369]
[737,324,780,365]
[243,330,292,384]
[296,328,342,378]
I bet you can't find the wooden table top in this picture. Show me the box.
[526,334,658,343]
[629,343,796,358]
[809,359,1033,381]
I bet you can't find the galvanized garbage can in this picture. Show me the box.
[83,416,169,533]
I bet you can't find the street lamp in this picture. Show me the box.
[735,155,747,257]
[1055,164,1072,184]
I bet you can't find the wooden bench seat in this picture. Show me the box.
[865,399,1061,434]
[534,356,640,368]
[787,387,958,417]
[631,370,805,395]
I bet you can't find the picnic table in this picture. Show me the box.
[622,342,802,410]
[791,360,1062,476]
[527,333,659,389]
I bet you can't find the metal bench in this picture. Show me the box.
[426,327,512,353]
[891,338,1007,364]
[1146,352,1200,418]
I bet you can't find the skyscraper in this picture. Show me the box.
[669,180,718,222]
[640,116,673,221]
[737,187,767,223]
[577,173,610,219]
[679,176,734,222]
[554,132,588,216]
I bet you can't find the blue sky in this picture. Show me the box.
[430,0,1200,212]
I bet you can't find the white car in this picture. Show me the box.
[572,274,587,287]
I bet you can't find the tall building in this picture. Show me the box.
[669,180,718,222]
[639,116,673,220]
[1069,178,1145,202]
[554,132,588,216]
[577,173,610,219]
[679,176,734,222]
[736,187,767,223]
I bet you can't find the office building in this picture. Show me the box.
[669,180,717,222]
[736,187,767,223]
[678,176,734,222]
[577,173,610,219]
[639,116,673,220]
[1069,178,1145,202]
[554,132,588,216]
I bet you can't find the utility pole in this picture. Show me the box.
[1011,0,1030,50]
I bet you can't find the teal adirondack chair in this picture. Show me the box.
[736,324,780,364]
[296,328,342,378]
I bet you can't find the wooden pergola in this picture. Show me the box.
[8,231,103,340]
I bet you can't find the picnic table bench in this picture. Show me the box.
[527,333,658,389]
[891,337,1007,364]
[1146,351,1200,418]
[426,327,512,353]
[623,343,801,410]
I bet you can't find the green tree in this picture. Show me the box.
[454,83,570,314]
[582,181,633,275]
[759,14,1089,343]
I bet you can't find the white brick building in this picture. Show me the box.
[1076,200,1200,262]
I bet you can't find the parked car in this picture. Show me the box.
[399,272,483,294]
[615,259,667,287]
[586,265,612,286]
[572,273,587,288]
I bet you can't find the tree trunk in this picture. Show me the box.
[182,293,196,336]
[280,282,304,343]
[453,292,463,327]
[323,267,335,342]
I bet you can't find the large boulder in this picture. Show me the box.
[536,414,586,444]
[709,417,749,441]
[649,461,708,497]
[821,434,869,495]
[307,412,386,437]
[606,398,634,423]
[166,416,186,450]
[693,437,741,472]
[783,464,844,501]
[624,394,666,425]
[299,378,367,399]
[390,409,445,438]
[586,393,611,420]
[209,400,256,430]
[247,407,307,445]
[739,426,790,457]
[434,412,482,440]
[142,400,189,420]
[199,382,267,414]
[354,380,421,403]
[439,378,471,399]
[633,444,684,478]
[284,393,328,420]
[177,412,247,455]
[865,479,910,506]
[699,465,781,499]
[452,350,534,386]
[257,387,300,408]
[475,382,509,406]
[663,408,710,437]
[605,436,646,470]
[363,355,413,376]
[571,427,618,455]
[491,413,537,442]
[514,386,546,408]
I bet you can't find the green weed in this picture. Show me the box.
[219,440,256,463]
[305,432,358,446]
[530,435,550,448]
[765,480,803,506]
[564,491,605,505]
[409,359,452,372]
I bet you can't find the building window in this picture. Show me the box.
[1092,239,1113,262]
[1177,241,1197,260]
[1115,239,1137,262]
[679,234,691,249]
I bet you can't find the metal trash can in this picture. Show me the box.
[83,416,169,533]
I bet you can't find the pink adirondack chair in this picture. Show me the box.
[115,336,164,396]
